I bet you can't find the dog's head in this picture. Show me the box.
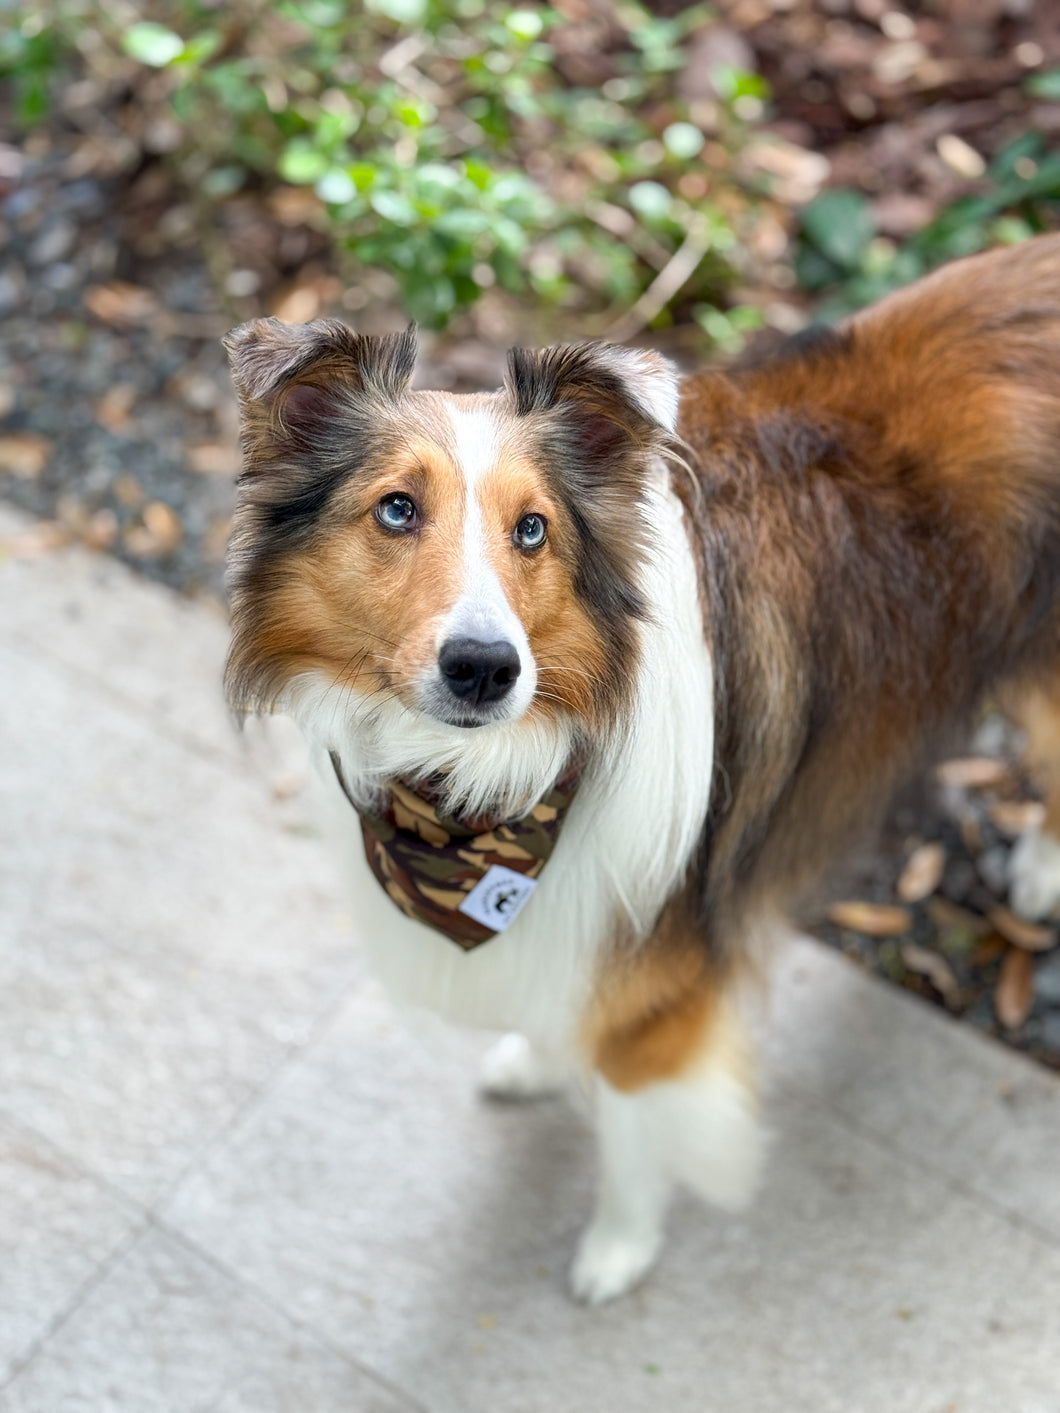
[222,318,679,795]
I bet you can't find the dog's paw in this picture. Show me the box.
[479,1033,565,1101]
[1009,826,1060,921]
[569,1220,662,1305]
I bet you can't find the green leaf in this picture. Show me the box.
[278,142,330,184]
[316,168,357,203]
[365,0,427,23]
[663,122,705,160]
[628,180,672,221]
[505,8,544,40]
[801,189,873,271]
[1026,68,1060,100]
[174,30,222,67]
[121,22,185,67]
[370,189,418,225]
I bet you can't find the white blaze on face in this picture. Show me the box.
[431,402,537,719]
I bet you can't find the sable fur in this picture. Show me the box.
[678,233,1060,952]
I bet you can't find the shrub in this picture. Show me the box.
[1,0,769,339]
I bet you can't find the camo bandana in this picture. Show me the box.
[329,751,583,950]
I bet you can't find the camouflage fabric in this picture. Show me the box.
[330,752,582,950]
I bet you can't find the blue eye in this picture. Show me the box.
[514,513,547,551]
[375,494,418,531]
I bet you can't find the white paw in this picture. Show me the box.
[479,1033,565,1100]
[570,1220,662,1305]
[1009,827,1060,921]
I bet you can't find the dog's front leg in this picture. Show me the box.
[570,1078,672,1303]
[478,1032,570,1099]
[573,928,763,1304]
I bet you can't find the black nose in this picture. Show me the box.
[438,637,521,706]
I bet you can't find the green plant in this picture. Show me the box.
[796,126,1060,319]
[1,0,771,338]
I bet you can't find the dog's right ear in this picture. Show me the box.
[223,318,417,439]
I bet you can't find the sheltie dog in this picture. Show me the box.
[223,234,1060,1303]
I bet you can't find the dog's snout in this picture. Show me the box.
[438,637,521,706]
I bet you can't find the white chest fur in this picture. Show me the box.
[306,477,715,1054]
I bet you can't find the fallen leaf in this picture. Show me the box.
[124,501,183,558]
[960,814,983,854]
[936,133,986,180]
[896,842,945,903]
[200,514,232,563]
[995,947,1034,1029]
[83,281,158,326]
[970,933,1007,968]
[0,432,52,478]
[188,441,239,476]
[94,383,137,430]
[0,521,71,557]
[112,473,144,509]
[925,897,993,938]
[271,283,322,323]
[989,799,1045,836]
[935,756,1010,789]
[83,508,119,551]
[828,901,913,936]
[900,943,960,1005]
[988,905,1056,953]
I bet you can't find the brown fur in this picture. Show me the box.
[587,235,1060,1090]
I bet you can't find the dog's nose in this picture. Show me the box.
[438,637,521,706]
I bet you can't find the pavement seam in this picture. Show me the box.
[148,1212,432,1413]
[0,1217,152,1395]
[779,1078,1060,1253]
[147,967,369,1216]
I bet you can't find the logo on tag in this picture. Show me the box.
[458,865,538,932]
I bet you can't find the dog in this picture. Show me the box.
[222,233,1060,1303]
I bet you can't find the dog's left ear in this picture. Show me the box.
[505,342,680,464]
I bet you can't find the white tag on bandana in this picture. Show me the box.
[458,865,538,932]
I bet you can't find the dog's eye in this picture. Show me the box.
[513,513,547,551]
[375,494,418,532]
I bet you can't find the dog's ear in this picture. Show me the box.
[505,342,680,465]
[223,318,417,441]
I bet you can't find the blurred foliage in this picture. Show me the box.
[0,0,770,337]
[797,110,1060,319]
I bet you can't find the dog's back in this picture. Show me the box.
[676,234,1060,943]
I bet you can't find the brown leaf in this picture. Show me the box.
[960,814,983,855]
[83,281,158,326]
[83,508,118,551]
[0,521,71,557]
[828,901,913,937]
[995,948,1034,1029]
[970,933,1007,968]
[0,433,52,479]
[925,897,992,938]
[896,842,946,903]
[935,756,1010,789]
[988,905,1056,953]
[124,502,183,559]
[94,384,137,431]
[989,800,1045,837]
[900,944,961,1005]
[188,442,239,476]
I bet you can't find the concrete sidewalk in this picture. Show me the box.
[1,502,1058,1413]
